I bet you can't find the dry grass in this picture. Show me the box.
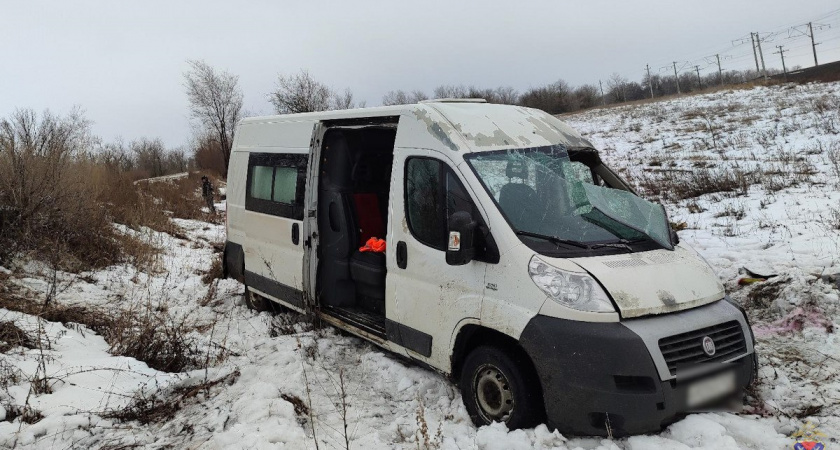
[0,321,38,353]
[0,288,221,373]
[104,370,239,425]
[1,110,223,273]
[1,403,43,424]
[200,255,224,285]
[106,302,213,373]
[637,166,753,202]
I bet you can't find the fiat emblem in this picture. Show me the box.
[702,336,716,356]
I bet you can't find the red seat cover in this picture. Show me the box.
[353,193,384,243]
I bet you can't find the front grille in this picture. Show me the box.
[658,321,747,375]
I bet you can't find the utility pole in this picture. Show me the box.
[755,32,768,80]
[694,65,702,89]
[750,33,761,73]
[599,80,605,105]
[715,54,723,85]
[775,45,788,80]
[646,64,654,98]
[673,62,681,95]
[808,22,819,66]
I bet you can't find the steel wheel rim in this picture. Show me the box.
[473,364,514,422]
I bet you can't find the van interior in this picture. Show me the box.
[316,124,396,336]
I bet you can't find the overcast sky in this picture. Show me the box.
[3,1,840,148]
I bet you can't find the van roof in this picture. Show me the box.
[238,102,594,153]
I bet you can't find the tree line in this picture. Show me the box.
[30,60,783,180]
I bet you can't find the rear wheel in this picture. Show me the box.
[460,345,544,429]
[244,285,278,313]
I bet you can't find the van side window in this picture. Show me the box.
[246,153,307,220]
[405,158,445,249]
[405,157,498,262]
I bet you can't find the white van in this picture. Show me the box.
[223,99,757,436]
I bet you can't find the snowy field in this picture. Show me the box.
[2,82,840,449]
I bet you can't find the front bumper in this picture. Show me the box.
[518,301,756,437]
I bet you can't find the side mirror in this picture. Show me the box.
[670,228,680,246]
[446,211,476,266]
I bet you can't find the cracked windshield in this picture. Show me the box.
[465,145,673,250]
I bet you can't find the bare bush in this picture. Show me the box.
[0,109,127,269]
[575,84,601,109]
[140,172,218,222]
[1,403,43,424]
[201,256,223,284]
[637,166,753,202]
[827,141,840,179]
[520,80,579,114]
[192,134,226,175]
[107,310,205,373]
[105,370,239,424]
[131,137,168,178]
[0,288,220,373]
[0,321,37,353]
[824,206,840,231]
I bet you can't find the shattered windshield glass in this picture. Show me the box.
[464,145,673,250]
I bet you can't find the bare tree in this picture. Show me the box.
[493,86,519,105]
[519,79,578,114]
[574,84,600,109]
[433,85,469,99]
[131,138,166,178]
[607,73,629,103]
[331,88,357,110]
[382,90,410,106]
[166,147,189,173]
[269,70,332,114]
[98,138,136,173]
[184,60,243,177]
[382,90,428,106]
[410,90,429,103]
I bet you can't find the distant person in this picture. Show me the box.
[201,176,215,214]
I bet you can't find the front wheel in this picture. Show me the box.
[460,345,544,430]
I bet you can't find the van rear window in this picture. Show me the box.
[245,153,307,220]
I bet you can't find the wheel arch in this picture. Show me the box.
[450,323,540,386]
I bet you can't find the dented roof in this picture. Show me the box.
[237,101,595,153]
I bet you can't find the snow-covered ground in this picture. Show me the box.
[2,82,839,449]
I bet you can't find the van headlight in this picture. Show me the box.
[528,256,615,313]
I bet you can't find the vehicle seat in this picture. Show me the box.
[349,154,387,313]
[499,160,539,230]
[351,156,386,242]
[350,251,386,314]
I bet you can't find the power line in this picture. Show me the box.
[644,7,839,83]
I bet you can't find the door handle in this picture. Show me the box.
[396,241,407,269]
[292,223,300,245]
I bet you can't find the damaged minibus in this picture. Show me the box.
[223,99,757,436]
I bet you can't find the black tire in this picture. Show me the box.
[460,345,544,430]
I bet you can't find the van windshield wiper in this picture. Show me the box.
[590,238,646,252]
[515,231,591,249]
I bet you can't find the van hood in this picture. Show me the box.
[570,245,725,318]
